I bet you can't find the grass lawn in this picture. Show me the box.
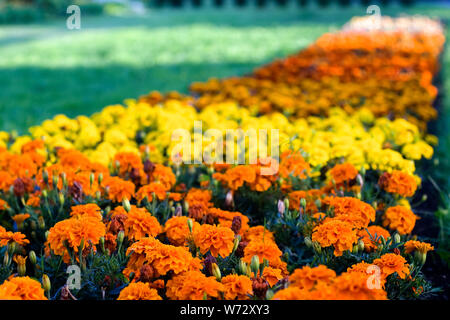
[2,4,450,133]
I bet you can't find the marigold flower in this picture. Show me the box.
[289,265,336,290]
[0,276,47,300]
[136,182,167,203]
[329,163,358,185]
[404,240,434,254]
[358,226,390,252]
[262,267,284,287]
[103,176,135,202]
[70,204,102,220]
[382,205,418,235]
[378,170,417,197]
[326,196,375,229]
[374,253,410,279]
[193,224,235,258]
[166,270,224,300]
[243,240,283,267]
[0,228,30,247]
[312,218,358,256]
[117,282,162,300]
[221,274,253,300]
[125,237,202,278]
[164,216,199,246]
[122,206,162,241]
[46,215,106,263]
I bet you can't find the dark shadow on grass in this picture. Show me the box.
[0,62,262,133]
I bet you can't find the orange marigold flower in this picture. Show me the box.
[117,282,162,300]
[243,226,275,243]
[0,228,30,247]
[0,276,47,300]
[150,164,176,190]
[207,208,250,234]
[329,163,358,185]
[136,182,167,203]
[289,265,336,290]
[26,196,40,207]
[373,253,410,279]
[330,272,387,300]
[312,218,358,257]
[185,188,212,206]
[125,237,202,278]
[12,214,30,228]
[243,240,283,266]
[326,196,375,229]
[358,226,390,252]
[46,215,106,263]
[193,224,235,258]
[382,205,418,235]
[113,152,144,176]
[164,216,199,246]
[279,150,310,180]
[221,274,253,300]
[379,170,417,198]
[70,204,102,220]
[166,270,224,300]
[223,165,256,191]
[272,286,310,300]
[122,206,162,241]
[404,240,434,254]
[262,267,284,287]
[103,176,135,203]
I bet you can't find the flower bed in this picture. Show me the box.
[0,15,446,300]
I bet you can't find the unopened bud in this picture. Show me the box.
[250,255,260,276]
[211,263,221,281]
[232,235,241,253]
[312,241,322,254]
[42,274,51,292]
[122,198,131,212]
[352,244,359,254]
[90,173,95,186]
[277,200,285,215]
[187,218,194,233]
[304,237,312,248]
[98,173,103,185]
[3,251,9,266]
[42,189,48,198]
[358,239,365,252]
[42,170,49,185]
[59,193,65,206]
[300,198,307,210]
[29,251,37,265]
[266,289,274,300]
[38,216,45,229]
[117,231,125,246]
[8,242,16,255]
[394,233,401,244]
[239,259,247,275]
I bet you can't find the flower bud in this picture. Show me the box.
[42,189,48,199]
[17,260,26,276]
[61,172,68,189]
[45,230,49,240]
[122,198,131,213]
[283,198,290,212]
[8,242,16,255]
[38,216,45,229]
[393,233,401,244]
[174,205,182,217]
[300,198,307,210]
[304,237,312,248]
[59,193,65,206]
[277,199,285,215]
[352,244,359,254]
[239,259,247,275]
[29,251,37,265]
[211,263,221,281]
[250,255,260,276]
[98,173,103,185]
[266,289,274,300]
[232,235,241,253]
[312,241,322,254]
[183,201,189,214]
[89,173,95,186]
[225,191,234,208]
[52,175,59,189]
[3,251,9,266]
[42,170,49,185]
[117,231,125,246]
[42,274,51,292]
[358,239,365,252]
[187,218,194,233]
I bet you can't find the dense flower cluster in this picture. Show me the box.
[0,15,443,300]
